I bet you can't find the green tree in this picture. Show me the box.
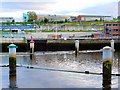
[11,19,15,24]
[6,20,11,25]
[65,19,68,22]
[95,19,98,21]
[100,18,103,21]
[27,11,37,22]
[44,18,49,23]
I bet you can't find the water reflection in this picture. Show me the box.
[30,54,36,65]
[117,51,120,89]
[30,51,119,74]
[1,51,119,88]
[1,51,119,73]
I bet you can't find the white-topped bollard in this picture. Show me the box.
[75,40,79,56]
[102,46,113,89]
[30,39,35,55]
[8,44,18,88]
[9,73,17,88]
[8,44,18,76]
[110,39,115,61]
[110,39,114,50]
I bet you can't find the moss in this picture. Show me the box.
[9,57,16,75]
[9,57,16,64]
[103,60,112,73]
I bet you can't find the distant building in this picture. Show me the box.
[37,15,45,22]
[68,15,112,22]
[92,32,103,38]
[37,15,69,22]
[118,16,120,19]
[0,17,14,22]
[75,15,112,21]
[46,15,69,22]
[1,24,34,30]
[23,13,28,22]
[103,22,120,38]
[37,14,113,22]
[68,16,77,22]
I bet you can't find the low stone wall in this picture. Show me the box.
[1,38,120,52]
[47,38,120,44]
[0,37,26,43]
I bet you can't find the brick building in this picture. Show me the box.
[0,17,14,22]
[103,22,120,38]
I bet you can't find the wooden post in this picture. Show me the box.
[75,40,79,56]
[102,46,113,89]
[7,44,18,88]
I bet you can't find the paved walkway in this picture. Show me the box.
[26,32,94,39]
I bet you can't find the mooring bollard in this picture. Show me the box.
[9,74,17,88]
[8,44,18,76]
[75,40,79,56]
[102,46,113,89]
[8,44,18,88]
[30,39,35,55]
[110,39,114,49]
[118,50,120,89]
[110,39,115,60]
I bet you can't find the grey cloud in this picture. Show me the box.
[79,2,118,17]
[1,1,56,12]
[118,1,120,16]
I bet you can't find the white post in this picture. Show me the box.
[55,21,57,39]
[75,40,79,56]
[30,40,35,54]
[110,39,115,60]
[48,25,49,31]
[110,39,114,49]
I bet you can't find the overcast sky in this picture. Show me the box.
[1,0,119,21]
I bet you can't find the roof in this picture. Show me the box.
[104,22,120,23]
[0,17,13,19]
[78,15,111,17]
[37,16,45,19]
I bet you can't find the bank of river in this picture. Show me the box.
[1,38,120,52]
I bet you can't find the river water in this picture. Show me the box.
[1,51,120,89]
